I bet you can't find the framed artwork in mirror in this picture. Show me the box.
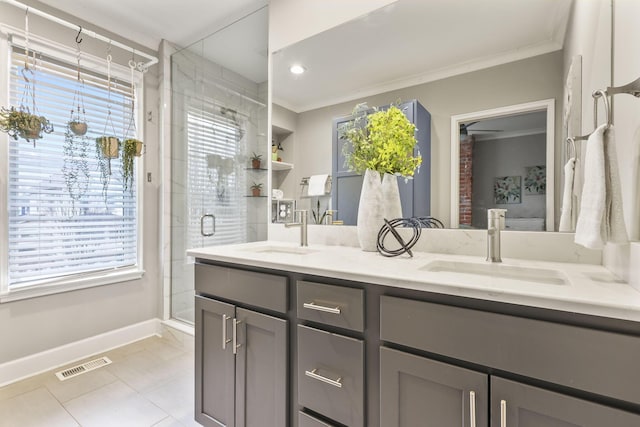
[524,165,546,195]
[494,176,521,204]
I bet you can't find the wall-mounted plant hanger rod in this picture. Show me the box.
[0,0,158,69]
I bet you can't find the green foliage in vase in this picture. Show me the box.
[342,103,421,177]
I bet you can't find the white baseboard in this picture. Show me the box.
[0,318,162,387]
[161,318,194,336]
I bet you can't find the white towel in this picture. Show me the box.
[571,157,582,229]
[603,126,628,244]
[559,157,576,232]
[575,124,628,249]
[308,174,329,196]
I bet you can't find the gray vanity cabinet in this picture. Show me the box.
[194,264,288,427]
[331,99,431,225]
[380,295,640,427]
[380,347,488,427]
[490,377,640,427]
[195,296,235,427]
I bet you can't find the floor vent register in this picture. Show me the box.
[55,356,113,381]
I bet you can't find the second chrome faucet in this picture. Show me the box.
[285,210,308,246]
[486,209,507,263]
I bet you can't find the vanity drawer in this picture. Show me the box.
[297,325,364,427]
[297,280,364,332]
[298,411,336,427]
[380,295,640,405]
[195,263,287,313]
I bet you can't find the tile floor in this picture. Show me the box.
[0,327,197,427]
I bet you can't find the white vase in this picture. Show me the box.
[357,169,384,251]
[382,173,403,220]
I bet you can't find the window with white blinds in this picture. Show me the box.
[186,105,247,250]
[6,46,141,289]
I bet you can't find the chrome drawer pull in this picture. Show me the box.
[303,302,341,314]
[469,390,476,427]
[500,399,507,427]
[221,314,232,350]
[233,319,242,355]
[304,368,343,388]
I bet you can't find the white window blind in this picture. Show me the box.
[186,105,247,249]
[7,46,139,288]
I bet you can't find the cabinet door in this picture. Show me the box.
[491,377,640,427]
[380,347,488,427]
[234,308,287,427]
[195,296,236,427]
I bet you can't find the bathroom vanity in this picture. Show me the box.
[190,241,640,427]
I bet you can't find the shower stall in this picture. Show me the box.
[167,7,268,324]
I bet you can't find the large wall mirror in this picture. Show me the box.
[271,0,605,232]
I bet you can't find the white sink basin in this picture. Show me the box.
[421,259,568,286]
[243,245,318,255]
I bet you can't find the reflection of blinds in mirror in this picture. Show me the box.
[186,105,247,249]
[7,47,138,287]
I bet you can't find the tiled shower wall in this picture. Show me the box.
[162,41,267,324]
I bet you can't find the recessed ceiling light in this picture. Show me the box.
[289,64,306,75]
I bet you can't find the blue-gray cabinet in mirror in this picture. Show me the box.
[332,99,431,225]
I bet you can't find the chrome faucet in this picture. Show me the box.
[486,209,507,263]
[285,210,308,246]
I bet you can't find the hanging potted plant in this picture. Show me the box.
[120,60,144,193]
[122,138,143,191]
[0,106,53,143]
[96,136,120,159]
[62,125,90,204]
[69,120,87,136]
[342,102,422,251]
[0,17,54,146]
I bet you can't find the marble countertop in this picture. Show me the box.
[187,240,640,322]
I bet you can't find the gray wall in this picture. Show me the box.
[287,51,563,226]
[0,1,161,364]
[471,134,546,228]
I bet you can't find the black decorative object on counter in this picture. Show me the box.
[376,216,444,257]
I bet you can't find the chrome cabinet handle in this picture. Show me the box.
[500,399,507,427]
[303,302,341,314]
[221,314,231,350]
[304,368,343,388]
[200,214,216,237]
[232,318,242,355]
[469,391,476,427]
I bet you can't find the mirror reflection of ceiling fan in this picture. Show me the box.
[459,121,503,135]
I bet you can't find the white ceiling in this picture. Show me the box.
[32,0,573,100]
[273,0,573,112]
[464,111,547,141]
[40,0,268,77]
[182,6,268,83]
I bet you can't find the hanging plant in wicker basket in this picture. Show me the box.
[96,47,120,203]
[0,12,53,145]
[121,58,144,193]
[62,42,90,204]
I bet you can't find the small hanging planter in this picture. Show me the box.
[122,138,143,192]
[96,136,120,158]
[69,120,88,136]
[0,106,53,144]
[123,138,143,157]
[120,58,145,193]
[0,13,54,146]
